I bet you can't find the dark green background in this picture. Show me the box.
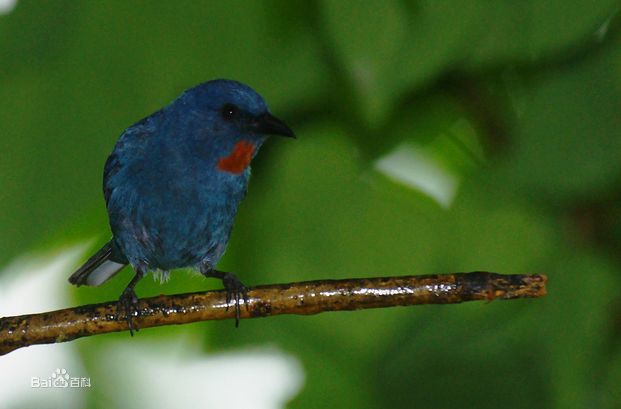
[2,1,621,408]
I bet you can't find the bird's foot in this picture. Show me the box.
[221,272,249,327]
[117,288,140,336]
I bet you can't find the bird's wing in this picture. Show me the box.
[103,119,156,206]
[103,151,121,205]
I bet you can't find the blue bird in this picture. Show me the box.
[69,79,295,333]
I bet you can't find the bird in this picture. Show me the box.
[68,79,295,334]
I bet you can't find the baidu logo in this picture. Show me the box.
[31,368,91,388]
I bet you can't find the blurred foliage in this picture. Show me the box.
[1,1,621,408]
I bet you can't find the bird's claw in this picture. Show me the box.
[118,288,140,336]
[222,273,249,327]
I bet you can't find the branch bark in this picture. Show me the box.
[0,271,547,356]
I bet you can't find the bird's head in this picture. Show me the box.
[178,79,295,174]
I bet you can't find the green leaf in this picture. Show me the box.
[465,1,619,68]
[502,31,621,201]
[319,0,408,125]
[319,1,618,127]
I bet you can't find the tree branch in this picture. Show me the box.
[0,271,546,356]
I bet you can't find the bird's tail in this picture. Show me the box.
[69,240,126,286]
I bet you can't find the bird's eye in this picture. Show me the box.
[220,103,239,121]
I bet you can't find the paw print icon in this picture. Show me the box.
[52,368,70,388]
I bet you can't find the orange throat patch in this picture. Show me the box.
[217,141,256,174]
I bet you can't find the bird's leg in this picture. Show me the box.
[117,268,145,336]
[200,266,248,327]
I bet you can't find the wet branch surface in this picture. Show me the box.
[0,271,547,356]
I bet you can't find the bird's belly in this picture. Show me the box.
[112,185,242,271]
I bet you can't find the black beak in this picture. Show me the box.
[252,112,296,138]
